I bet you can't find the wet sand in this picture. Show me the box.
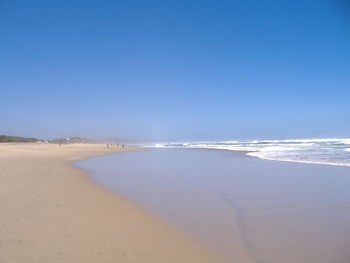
[78,148,350,263]
[0,143,224,263]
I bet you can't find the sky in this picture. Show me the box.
[1,0,350,141]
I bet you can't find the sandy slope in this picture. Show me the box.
[0,143,223,263]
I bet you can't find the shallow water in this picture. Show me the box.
[76,149,350,263]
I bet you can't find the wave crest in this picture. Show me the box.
[148,138,350,167]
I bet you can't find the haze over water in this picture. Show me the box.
[77,148,350,263]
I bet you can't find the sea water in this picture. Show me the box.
[76,148,350,263]
[150,138,350,167]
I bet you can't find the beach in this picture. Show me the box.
[2,0,348,261]
[0,143,223,263]
[2,143,350,263]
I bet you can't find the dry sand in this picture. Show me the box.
[0,143,224,263]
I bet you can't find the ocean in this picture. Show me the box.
[76,147,350,263]
[150,138,350,167]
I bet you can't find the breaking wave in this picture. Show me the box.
[148,138,350,167]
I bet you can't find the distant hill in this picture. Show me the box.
[0,135,125,144]
[49,137,100,144]
[0,135,44,143]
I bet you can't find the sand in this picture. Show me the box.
[0,143,223,263]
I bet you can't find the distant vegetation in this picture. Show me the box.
[0,135,124,144]
[49,137,125,144]
[49,137,99,144]
[0,135,44,143]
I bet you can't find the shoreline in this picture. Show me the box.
[0,143,224,263]
[80,147,350,263]
[79,148,255,263]
[151,147,350,168]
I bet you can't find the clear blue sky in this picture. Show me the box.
[1,0,350,141]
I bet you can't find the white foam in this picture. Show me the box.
[148,138,350,168]
[247,152,350,167]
